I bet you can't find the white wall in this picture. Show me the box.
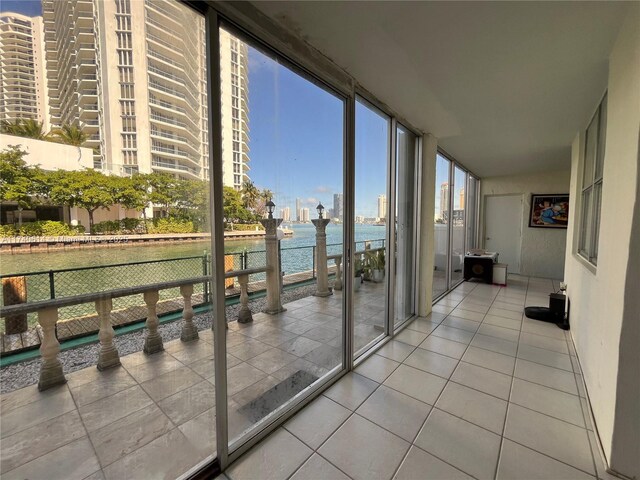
[480,170,571,279]
[564,5,639,478]
[0,134,94,171]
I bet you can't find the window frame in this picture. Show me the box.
[578,93,607,266]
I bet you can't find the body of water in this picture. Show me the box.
[0,224,386,276]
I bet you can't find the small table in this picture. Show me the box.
[464,252,498,284]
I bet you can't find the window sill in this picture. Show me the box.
[574,252,597,275]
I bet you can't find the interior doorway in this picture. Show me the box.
[484,194,523,273]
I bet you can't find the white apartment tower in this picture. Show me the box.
[0,12,49,131]
[377,194,387,219]
[40,0,250,182]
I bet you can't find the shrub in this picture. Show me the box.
[147,218,195,234]
[0,225,17,237]
[10,221,79,236]
[120,217,141,233]
[92,220,120,235]
[227,223,262,231]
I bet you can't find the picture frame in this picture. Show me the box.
[529,194,569,228]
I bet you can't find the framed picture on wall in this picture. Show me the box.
[529,194,570,228]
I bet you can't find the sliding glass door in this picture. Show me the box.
[219,25,346,452]
[450,165,467,285]
[433,153,479,300]
[394,124,418,326]
[353,98,390,355]
[433,154,451,298]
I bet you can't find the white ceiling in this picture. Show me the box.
[250,1,628,177]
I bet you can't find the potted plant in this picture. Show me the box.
[372,249,385,283]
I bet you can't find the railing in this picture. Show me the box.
[0,239,384,353]
[0,267,268,391]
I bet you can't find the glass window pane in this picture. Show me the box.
[433,154,451,299]
[1,1,214,476]
[591,181,603,263]
[583,110,599,187]
[450,166,466,285]
[220,26,345,451]
[466,175,478,250]
[354,98,389,355]
[579,188,592,256]
[394,125,417,325]
[595,95,607,180]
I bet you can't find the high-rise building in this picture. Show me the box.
[377,194,387,219]
[439,182,449,220]
[280,206,290,222]
[295,198,301,222]
[40,0,249,183]
[0,12,49,131]
[300,207,310,222]
[459,188,465,210]
[333,193,343,222]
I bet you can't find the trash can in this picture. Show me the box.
[492,263,508,286]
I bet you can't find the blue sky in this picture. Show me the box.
[247,46,387,218]
[2,1,40,16]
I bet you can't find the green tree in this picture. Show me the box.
[0,119,23,136]
[50,124,88,146]
[145,172,177,216]
[224,186,253,224]
[0,146,49,226]
[48,169,116,232]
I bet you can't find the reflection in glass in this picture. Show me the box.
[354,98,390,356]
[433,154,451,299]
[220,27,345,451]
[394,125,417,325]
[450,166,466,285]
[466,176,478,251]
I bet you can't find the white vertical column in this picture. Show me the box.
[418,134,438,317]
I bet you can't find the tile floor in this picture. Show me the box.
[0,282,385,480]
[223,275,612,480]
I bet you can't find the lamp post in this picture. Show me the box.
[312,202,332,297]
[260,199,285,314]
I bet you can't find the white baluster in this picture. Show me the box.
[180,284,199,342]
[334,255,343,291]
[37,307,66,391]
[96,297,120,370]
[143,290,163,354]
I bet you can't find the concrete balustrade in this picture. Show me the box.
[143,290,163,354]
[37,307,66,391]
[96,297,121,370]
[180,284,199,342]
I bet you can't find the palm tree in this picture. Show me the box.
[241,180,260,210]
[0,119,48,139]
[51,124,88,146]
[0,119,23,135]
[16,119,48,140]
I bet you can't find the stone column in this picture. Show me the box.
[312,218,332,297]
[143,290,164,354]
[260,218,285,314]
[334,255,343,291]
[237,273,253,323]
[180,284,199,342]
[96,298,121,370]
[37,307,66,391]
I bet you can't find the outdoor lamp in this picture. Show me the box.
[266,199,275,219]
[316,202,325,219]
